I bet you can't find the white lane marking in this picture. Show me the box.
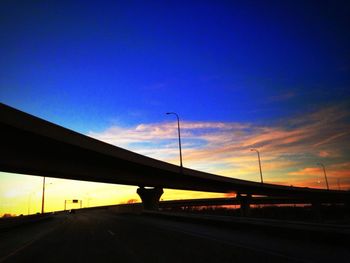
[134,217,311,263]
[0,217,68,263]
[0,236,39,263]
[107,230,115,236]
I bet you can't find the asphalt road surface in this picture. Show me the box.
[0,210,349,263]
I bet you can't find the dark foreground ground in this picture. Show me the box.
[0,209,349,263]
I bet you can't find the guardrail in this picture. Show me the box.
[159,196,349,208]
[143,211,350,242]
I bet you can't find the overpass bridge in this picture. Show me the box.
[1,103,349,210]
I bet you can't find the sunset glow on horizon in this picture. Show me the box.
[1,103,349,216]
[1,1,349,216]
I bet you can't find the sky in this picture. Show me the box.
[0,0,349,216]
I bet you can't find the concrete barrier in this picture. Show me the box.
[0,213,53,232]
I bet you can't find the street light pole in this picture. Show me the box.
[317,163,329,190]
[41,176,46,214]
[251,148,263,183]
[166,112,183,171]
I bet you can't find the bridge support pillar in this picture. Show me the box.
[137,186,163,211]
[237,194,251,217]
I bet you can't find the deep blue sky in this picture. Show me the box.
[0,0,349,133]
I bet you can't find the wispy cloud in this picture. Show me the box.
[267,91,296,102]
[288,162,350,189]
[87,105,350,189]
[313,132,348,147]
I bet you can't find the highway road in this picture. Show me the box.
[1,210,349,263]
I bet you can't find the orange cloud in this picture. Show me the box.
[288,162,350,190]
[318,151,330,157]
[88,105,350,188]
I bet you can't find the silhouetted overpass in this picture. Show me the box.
[1,103,349,209]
